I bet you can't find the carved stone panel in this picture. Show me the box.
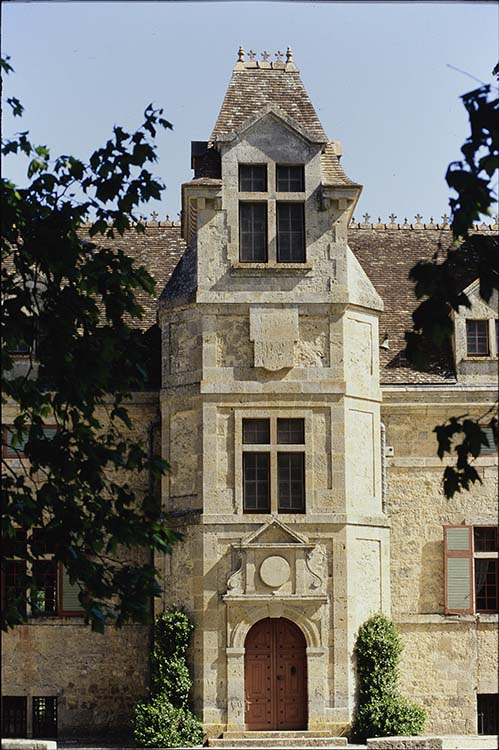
[249,308,299,370]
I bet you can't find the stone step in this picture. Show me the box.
[209,736,348,749]
[222,732,337,739]
[366,736,499,750]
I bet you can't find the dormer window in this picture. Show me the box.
[238,162,306,264]
[276,165,304,192]
[277,203,305,262]
[466,320,489,356]
[239,203,268,262]
[239,164,267,192]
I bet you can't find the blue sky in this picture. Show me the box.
[3,1,498,223]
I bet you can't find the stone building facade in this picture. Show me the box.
[2,49,498,740]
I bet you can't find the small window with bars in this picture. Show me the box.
[239,164,267,192]
[33,696,58,738]
[242,417,306,514]
[1,696,27,738]
[466,320,489,356]
[276,165,305,192]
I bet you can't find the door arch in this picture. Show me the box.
[244,617,307,731]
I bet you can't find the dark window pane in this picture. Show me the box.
[239,165,267,192]
[276,165,305,192]
[2,560,27,617]
[33,697,58,739]
[31,560,58,616]
[277,419,305,444]
[243,419,270,444]
[479,426,497,455]
[9,339,31,354]
[477,694,499,735]
[2,696,27,738]
[4,528,28,557]
[31,527,58,556]
[466,320,489,356]
[277,203,305,262]
[243,452,270,512]
[239,203,268,262]
[475,559,498,612]
[474,527,498,552]
[278,453,305,512]
[3,426,28,458]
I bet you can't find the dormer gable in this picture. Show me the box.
[241,518,310,547]
[216,104,327,147]
[453,278,498,384]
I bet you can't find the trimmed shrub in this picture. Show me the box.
[134,694,204,748]
[352,613,426,741]
[133,609,203,747]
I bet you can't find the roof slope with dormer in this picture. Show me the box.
[81,220,496,383]
[209,50,328,144]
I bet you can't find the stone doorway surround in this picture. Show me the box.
[223,519,329,732]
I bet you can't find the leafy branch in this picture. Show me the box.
[1,56,176,630]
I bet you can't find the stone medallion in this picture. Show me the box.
[259,555,291,588]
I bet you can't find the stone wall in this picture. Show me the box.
[383,389,498,734]
[2,621,150,737]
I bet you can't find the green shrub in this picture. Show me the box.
[133,609,203,747]
[134,693,203,748]
[352,613,426,741]
[150,609,194,708]
[354,695,427,739]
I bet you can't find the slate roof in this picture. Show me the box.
[81,223,187,330]
[321,143,361,187]
[348,226,456,384]
[85,221,496,384]
[210,64,328,143]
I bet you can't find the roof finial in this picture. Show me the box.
[275,50,284,62]
[261,50,270,62]
[441,213,449,225]
[388,213,397,224]
[248,49,256,61]
[414,213,423,225]
[286,46,294,63]
[237,46,245,63]
[362,212,371,224]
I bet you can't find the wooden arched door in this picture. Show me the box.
[244,618,307,730]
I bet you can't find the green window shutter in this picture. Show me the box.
[60,566,84,613]
[444,525,473,614]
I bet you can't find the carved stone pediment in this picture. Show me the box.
[224,519,327,600]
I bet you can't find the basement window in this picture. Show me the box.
[33,696,58,739]
[477,693,498,734]
[1,696,27,738]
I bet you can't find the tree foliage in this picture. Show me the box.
[133,610,203,747]
[352,613,426,740]
[406,63,499,497]
[1,56,178,631]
